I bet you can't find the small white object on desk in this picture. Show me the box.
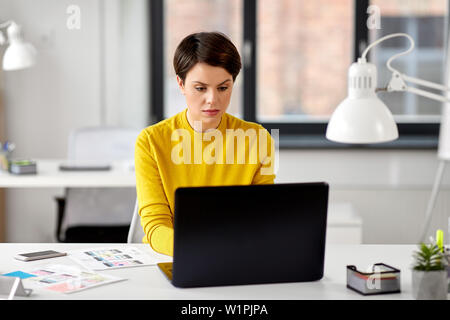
[0,276,32,300]
[59,160,111,171]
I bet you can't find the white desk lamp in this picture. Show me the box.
[326,33,450,243]
[0,21,36,70]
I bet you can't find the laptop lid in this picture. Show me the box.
[171,182,329,288]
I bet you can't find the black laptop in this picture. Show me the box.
[157,182,329,288]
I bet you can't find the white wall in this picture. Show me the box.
[1,0,148,242]
[276,150,450,244]
[4,148,450,244]
[1,1,449,244]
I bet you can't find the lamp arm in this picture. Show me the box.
[387,72,450,103]
[402,74,450,92]
[0,21,16,46]
[0,20,13,29]
[364,32,450,102]
[405,86,450,104]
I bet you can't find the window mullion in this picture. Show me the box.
[243,0,257,122]
[150,0,164,124]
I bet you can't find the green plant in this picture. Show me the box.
[412,242,446,271]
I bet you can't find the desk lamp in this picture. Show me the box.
[326,33,450,243]
[0,20,36,70]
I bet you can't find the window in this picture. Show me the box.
[257,0,353,123]
[164,0,243,119]
[150,0,447,148]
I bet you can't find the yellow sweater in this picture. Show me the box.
[135,108,276,256]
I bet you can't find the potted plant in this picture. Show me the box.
[412,242,448,300]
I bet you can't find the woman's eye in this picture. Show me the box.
[218,87,228,92]
[195,87,206,92]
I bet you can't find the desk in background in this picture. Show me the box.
[0,244,432,300]
[0,159,135,188]
[0,159,136,241]
[0,159,362,243]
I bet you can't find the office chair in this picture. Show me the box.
[55,126,140,243]
[127,198,146,243]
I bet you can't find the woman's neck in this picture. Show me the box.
[186,109,221,132]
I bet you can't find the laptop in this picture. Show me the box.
[157,182,329,288]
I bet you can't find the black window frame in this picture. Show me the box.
[149,0,440,149]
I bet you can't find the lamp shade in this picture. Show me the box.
[2,22,36,71]
[3,41,36,70]
[326,96,399,143]
[326,59,399,144]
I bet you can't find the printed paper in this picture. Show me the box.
[23,264,124,294]
[68,247,157,271]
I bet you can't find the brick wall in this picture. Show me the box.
[258,0,352,118]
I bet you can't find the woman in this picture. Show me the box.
[135,32,276,256]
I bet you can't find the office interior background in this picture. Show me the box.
[1,0,450,244]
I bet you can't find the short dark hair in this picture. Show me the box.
[173,32,242,83]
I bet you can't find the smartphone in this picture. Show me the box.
[14,250,67,261]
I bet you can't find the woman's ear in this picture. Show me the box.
[176,75,185,95]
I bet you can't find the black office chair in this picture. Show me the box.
[55,126,139,243]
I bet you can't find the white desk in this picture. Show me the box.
[0,160,362,244]
[0,159,136,241]
[0,159,136,188]
[0,243,441,300]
